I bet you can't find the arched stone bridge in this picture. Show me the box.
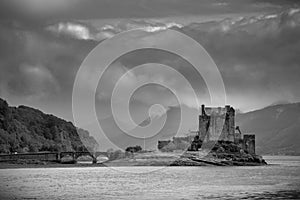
[0,151,109,164]
[59,151,109,163]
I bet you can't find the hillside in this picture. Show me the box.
[236,103,300,155]
[0,98,98,154]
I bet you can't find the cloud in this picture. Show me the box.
[178,8,300,110]
[45,20,183,41]
[17,64,60,99]
[1,5,300,121]
[1,0,297,21]
[46,22,92,40]
[113,20,183,32]
[46,22,118,41]
[92,8,300,112]
[0,20,97,118]
[1,63,60,102]
[96,62,138,100]
[0,0,81,21]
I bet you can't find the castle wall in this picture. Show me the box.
[199,114,210,141]
[234,126,242,143]
[243,134,255,154]
[209,114,226,141]
[199,105,236,142]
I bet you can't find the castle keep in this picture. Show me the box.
[199,105,238,142]
[158,105,256,154]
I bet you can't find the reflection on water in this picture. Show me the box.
[0,156,299,200]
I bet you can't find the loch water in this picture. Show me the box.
[0,156,299,200]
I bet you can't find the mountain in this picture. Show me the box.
[0,98,98,154]
[96,105,199,150]
[236,103,300,155]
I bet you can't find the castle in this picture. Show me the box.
[199,105,237,142]
[158,105,256,154]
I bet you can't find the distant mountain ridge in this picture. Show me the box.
[96,104,199,150]
[0,98,98,154]
[236,102,300,155]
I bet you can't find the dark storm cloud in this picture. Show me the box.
[0,20,98,119]
[0,1,300,120]
[93,8,300,111]
[178,8,300,110]
[0,0,298,21]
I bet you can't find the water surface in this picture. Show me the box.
[0,156,299,199]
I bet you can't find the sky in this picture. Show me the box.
[1,0,300,147]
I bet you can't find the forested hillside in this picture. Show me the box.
[0,98,98,153]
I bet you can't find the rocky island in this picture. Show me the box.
[105,142,266,167]
[157,105,267,166]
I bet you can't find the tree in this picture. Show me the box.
[125,145,142,153]
[28,143,39,152]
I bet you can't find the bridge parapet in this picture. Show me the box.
[0,151,109,163]
[0,152,59,162]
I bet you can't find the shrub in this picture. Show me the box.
[125,145,142,153]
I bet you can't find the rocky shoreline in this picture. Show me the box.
[170,152,267,166]
[169,141,267,166]
[104,147,267,167]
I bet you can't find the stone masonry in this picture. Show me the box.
[199,105,238,142]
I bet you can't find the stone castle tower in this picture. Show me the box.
[199,105,241,142]
[158,104,256,154]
